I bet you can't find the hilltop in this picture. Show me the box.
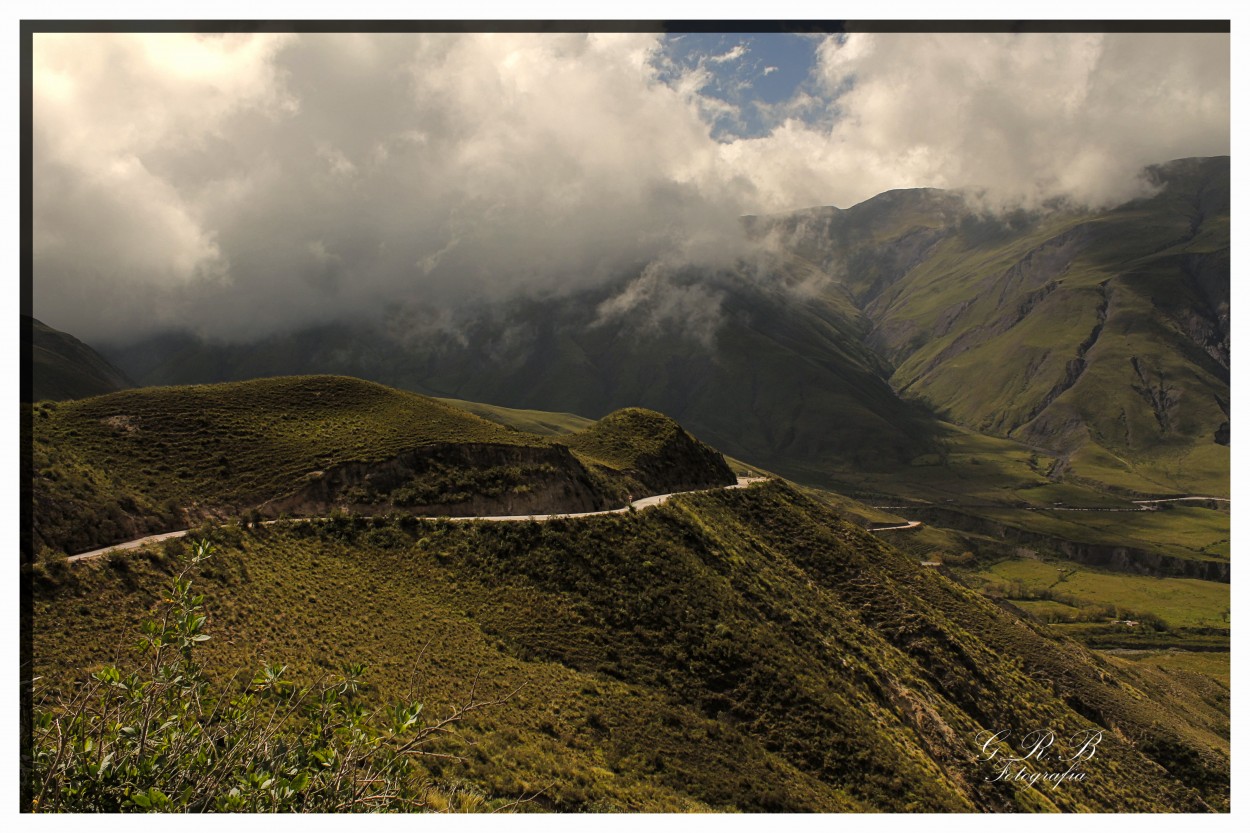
[30,376,733,556]
[566,407,736,496]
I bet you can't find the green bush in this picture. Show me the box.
[25,541,508,813]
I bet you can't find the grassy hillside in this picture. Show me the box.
[435,396,595,436]
[28,316,134,402]
[767,157,1229,497]
[29,481,1227,812]
[565,407,735,495]
[30,375,543,553]
[31,376,737,556]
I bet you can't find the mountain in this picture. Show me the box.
[29,375,733,556]
[97,157,1228,496]
[30,478,1228,811]
[27,315,134,402]
[760,156,1229,495]
[102,257,940,479]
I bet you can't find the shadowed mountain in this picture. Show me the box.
[27,316,135,402]
[97,158,1227,496]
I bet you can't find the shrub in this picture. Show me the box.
[25,541,511,813]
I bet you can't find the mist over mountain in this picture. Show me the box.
[95,157,1228,492]
[757,156,1229,489]
[102,251,939,476]
[33,32,1228,346]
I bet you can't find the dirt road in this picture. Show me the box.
[66,477,771,564]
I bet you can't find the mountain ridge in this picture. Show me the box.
[72,156,1230,497]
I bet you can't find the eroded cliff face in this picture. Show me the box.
[259,443,615,518]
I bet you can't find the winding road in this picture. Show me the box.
[66,477,771,564]
[867,520,923,532]
[871,495,1230,514]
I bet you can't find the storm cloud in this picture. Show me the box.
[32,31,1229,344]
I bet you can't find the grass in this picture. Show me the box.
[438,396,770,482]
[1116,651,1230,688]
[565,408,686,471]
[973,557,1230,629]
[435,397,594,436]
[31,377,743,556]
[33,375,536,506]
[29,482,1229,812]
[30,376,554,555]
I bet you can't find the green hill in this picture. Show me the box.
[27,316,134,402]
[30,376,734,556]
[30,481,1228,811]
[565,407,735,495]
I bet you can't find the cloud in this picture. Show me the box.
[31,31,1229,346]
[34,32,763,343]
[593,259,730,350]
[799,32,1231,210]
[708,43,748,64]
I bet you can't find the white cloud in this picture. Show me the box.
[708,43,748,64]
[797,32,1230,210]
[31,31,1229,344]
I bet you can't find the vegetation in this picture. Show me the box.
[974,557,1230,631]
[30,482,1228,812]
[31,377,737,556]
[26,541,511,813]
[1116,650,1230,688]
[565,407,735,495]
[566,408,686,470]
[435,397,594,437]
[30,376,539,551]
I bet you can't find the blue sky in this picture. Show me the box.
[654,33,826,139]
